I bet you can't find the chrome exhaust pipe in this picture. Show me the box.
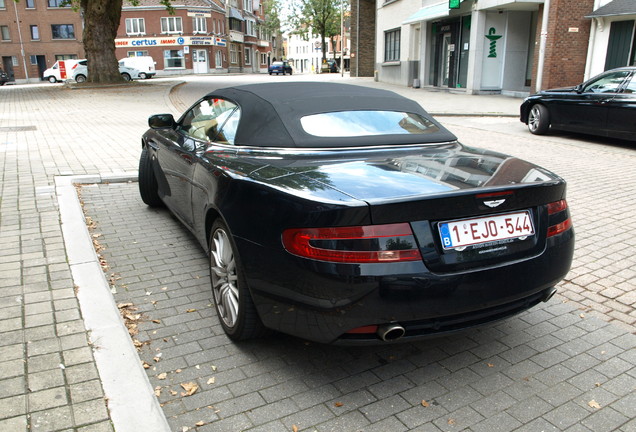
[543,287,557,302]
[377,323,405,341]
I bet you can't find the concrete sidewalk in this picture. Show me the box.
[0,77,633,432]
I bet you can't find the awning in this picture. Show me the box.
[229,8,245,21]
[403,2,450,25]
[586,0,636,18]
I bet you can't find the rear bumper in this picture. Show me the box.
[239,228,574,344]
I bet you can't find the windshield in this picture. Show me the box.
[301,110,440,137]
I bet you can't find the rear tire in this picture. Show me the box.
[209,220,265,340]
[139,72,147,79]
[528,104,550,135]
[138,147,163,207]
[121,73,131,81]
[75,74,86,83]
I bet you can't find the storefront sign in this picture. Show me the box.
[187,9,211,18]
[115,36,224,47]
[485,27,502,58]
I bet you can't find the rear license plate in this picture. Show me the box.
[438,210,534,250]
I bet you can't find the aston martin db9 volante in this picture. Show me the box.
[139,82,574,344]
[521,67,636,141]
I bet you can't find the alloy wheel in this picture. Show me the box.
[210,228,239,328]
[528,106,541,132]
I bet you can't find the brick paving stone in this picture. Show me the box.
[3,79,636,432]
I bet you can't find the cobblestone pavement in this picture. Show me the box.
[1,76,634,432]
[81,182,635,432]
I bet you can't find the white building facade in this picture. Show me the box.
[585,0,636,79]
[376,0,543,95]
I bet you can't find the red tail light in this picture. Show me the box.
[282,223,422,263]
[547,199,572,237]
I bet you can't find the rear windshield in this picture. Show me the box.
[300,110,439,137]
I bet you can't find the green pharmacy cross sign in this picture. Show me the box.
[449,0,461,9]
[486,27,502,58]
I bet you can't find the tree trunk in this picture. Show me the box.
[80,0,124,83]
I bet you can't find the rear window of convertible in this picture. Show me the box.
[300,110,440,137]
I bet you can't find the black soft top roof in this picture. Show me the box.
[206,82,457,148]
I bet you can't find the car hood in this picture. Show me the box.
[220,142,563,205]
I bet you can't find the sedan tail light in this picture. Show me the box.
[547,199,572,237]
[282,223,422,263]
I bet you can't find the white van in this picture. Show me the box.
[43,59,85,83]
[118,56,156,79]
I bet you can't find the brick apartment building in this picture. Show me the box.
[0,0,84,82]
[1,0,278,83]
[115,0,275,75]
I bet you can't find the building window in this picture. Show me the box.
[230,43,238,64]
[384,28,400,62]
[244,0,253,11]
[245,47,251,65]
[215,50,223,68]
[261,53,267,64]
[164,49,184,68]
[55,54,78,60]
[30,55,38,65]
[127,50,149,57]
[125,18,145,35]
[51,24,75,39]
[1,25,10,41]
[229,18,242,32]
[30,25,39,40]
[26,0,35,8]
[161,17,183,34]
[193,17,207,34]
[48,0,70,7]
[0,0,5,8]
[246,19,256,37]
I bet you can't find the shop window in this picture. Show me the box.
[126,18,146,36]
[384,29,400,62]
[164,49,184,68]
[161,17,183,34]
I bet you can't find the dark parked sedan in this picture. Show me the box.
[139,82,574,344]
[521,67,636,141]
[268,61,292,75]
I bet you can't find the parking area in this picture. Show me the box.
[80,181,634,432]
[1,77,634,432]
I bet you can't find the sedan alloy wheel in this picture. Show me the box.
[528,104,550,135]
[210,226,240,329]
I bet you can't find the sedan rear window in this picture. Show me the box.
[301,111,439,137]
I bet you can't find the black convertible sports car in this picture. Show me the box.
[139,82,574,344]
[520,67,636,141]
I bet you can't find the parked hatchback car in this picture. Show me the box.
[139,82,574,344]
[268,61,293,75]
[521,67,636,141]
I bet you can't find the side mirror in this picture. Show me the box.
[574,84,584,94]
[148,114,175,129]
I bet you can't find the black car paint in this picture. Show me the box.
[520,67,636,141]
[142,115,574,343]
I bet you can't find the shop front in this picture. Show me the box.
[114,35,227,75]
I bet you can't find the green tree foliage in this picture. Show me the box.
[289,0,344,61]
